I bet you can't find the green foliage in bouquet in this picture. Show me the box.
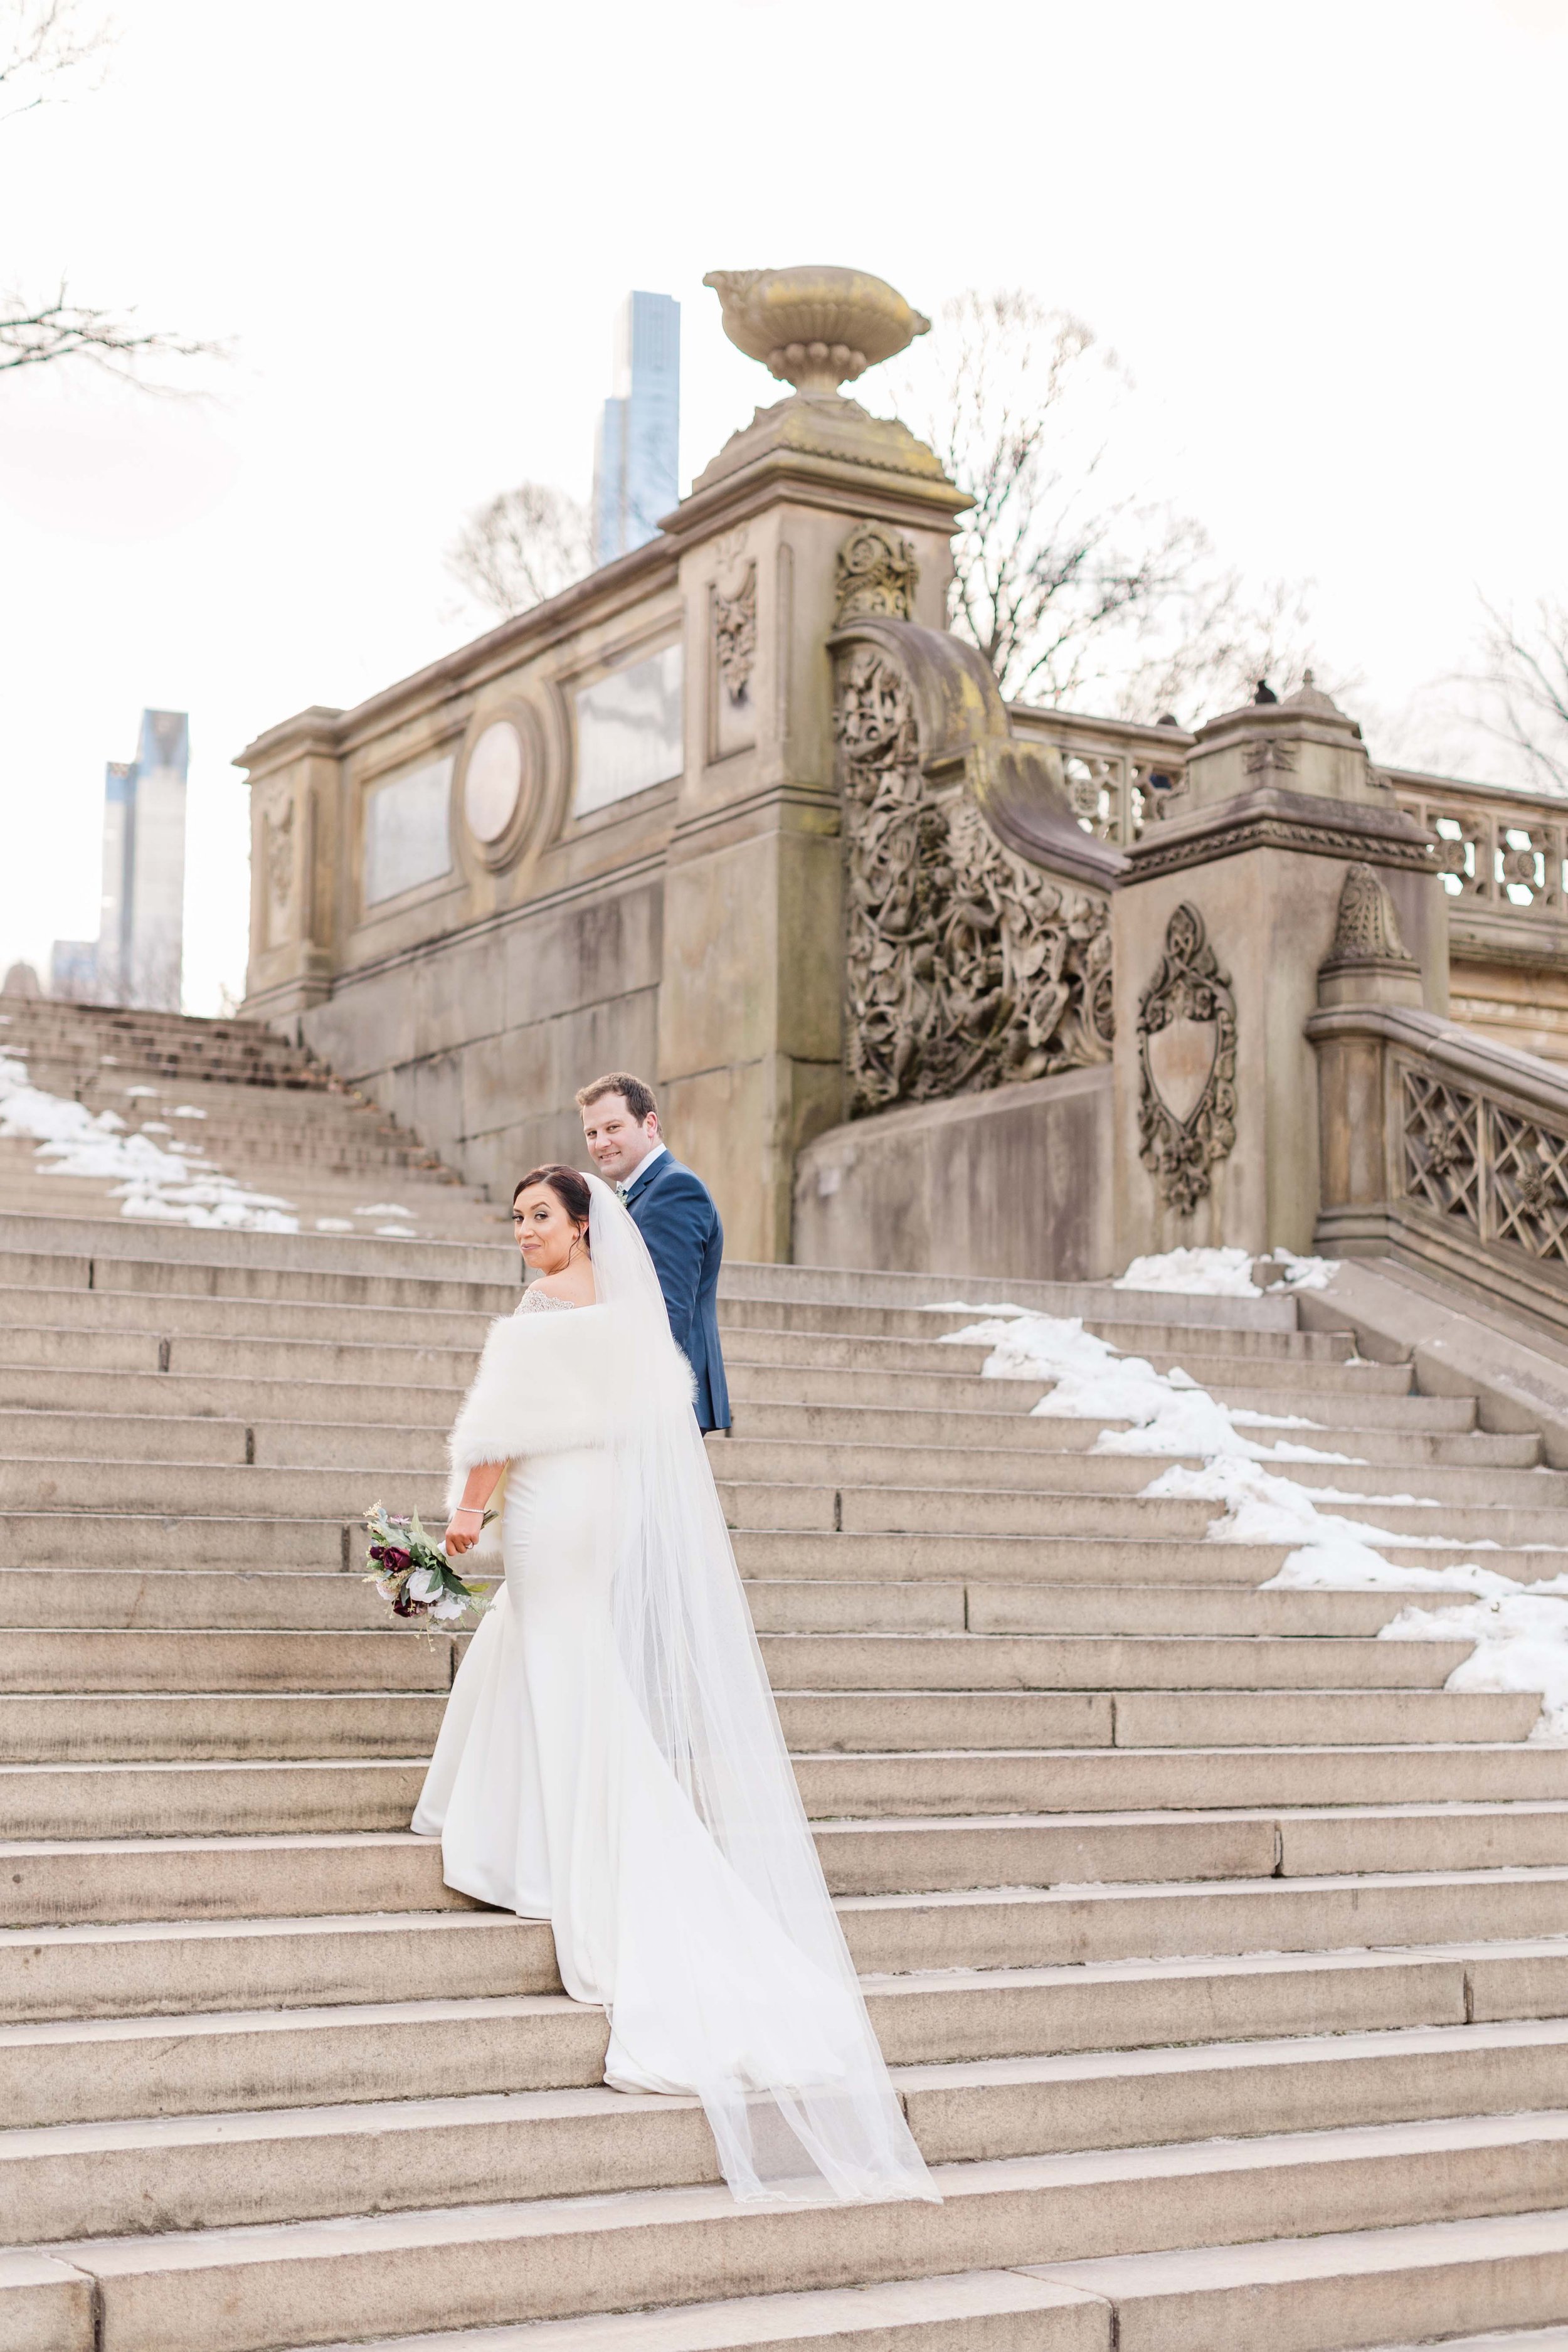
[363,1502,495,1624]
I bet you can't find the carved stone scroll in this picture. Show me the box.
[835,522,918,627]
[1136,904,1237,1216]
[835,644,1112,1118]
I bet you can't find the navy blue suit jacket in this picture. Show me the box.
[622,1150,730,1434]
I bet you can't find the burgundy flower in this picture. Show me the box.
[368,1544,386,1562]
[381,1547,411,1574]
[391,1586,418,1618]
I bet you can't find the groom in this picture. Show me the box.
[577,1072,731,1435]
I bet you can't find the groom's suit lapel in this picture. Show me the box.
[623,1153,670,1212]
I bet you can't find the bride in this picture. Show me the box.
[411,1163,935,2207]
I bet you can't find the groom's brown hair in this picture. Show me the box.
[576,1071,658,1124]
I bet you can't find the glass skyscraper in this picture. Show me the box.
[592,291,681,566]
[52,709,189,1009]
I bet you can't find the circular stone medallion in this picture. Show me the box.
[464,721,524,844]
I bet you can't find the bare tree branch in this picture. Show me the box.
[879,289,1340,726]
[1,3,223,387]
[0,285,218,379]
[1470,595,1568,793]
[447,482,593,621]
[0,0,109,119]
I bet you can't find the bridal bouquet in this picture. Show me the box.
[363,1502,494,1624]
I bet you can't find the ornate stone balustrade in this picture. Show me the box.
[1007,704,1194,847]
[1010,702,1568,943]
[1379,766,1568,950]
[1309,863,1568,1334]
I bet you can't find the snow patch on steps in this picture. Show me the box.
[939,1305,1568,1744]
[0,1051,300,1233]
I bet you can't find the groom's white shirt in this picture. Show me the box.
[617,1140,666,1200]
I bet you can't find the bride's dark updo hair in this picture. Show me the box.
[514,1164,593,1242]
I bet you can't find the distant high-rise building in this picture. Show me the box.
[591,291,680,566]
[51,709,189,1010]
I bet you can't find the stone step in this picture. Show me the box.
[14,2018,1568,2246]
[0,1628,457,1693]
[3,1461,1281,1539]
[716,1298,1337,1350]
[13,1727,1568,1840]
[793,1745,1568,1820]
[734,1530,1568,1588]
[725,1479,1568,1548]
[0,1565,1443,1638]
[0,1281,497,1350]
[0,1909,538,2025]
[726,1358,1479,1432]
[3,1888,1560,2053]
[965,1585,1431,1637]
[0,1510,352,1568]
[0,1567,407,1631]
[839,1872,1568,1975]
[0,1246,514,1313]
[0,1624,1476,1698]
[0,1682,1532,1786]
[1,1311,485,1383]
[721,1401,1542,1471]
[0,1407,452,1469]
[0,1364,468,1426]
[762,1633,1472,1693]
[728,1327,1414,1388]
[20,1963,1568,2140]
[11,1811,1568,1960]
[711,1438,1568,1510]
[1074,1316,1355,1362]
[1036,2208,1568,2352]
[295,2268,1109,2352]
[2,1382,1530,1485]
[29,2115,1568,2351]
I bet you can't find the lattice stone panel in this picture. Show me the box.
[1402,1070,1481,1231]
[1399,1061,1568,1269]
[1490,1104,1568,1265]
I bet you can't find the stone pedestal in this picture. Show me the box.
[650,391,967,1259]
[1111,681,1448,1261]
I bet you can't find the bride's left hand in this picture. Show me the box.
[444,1508,482,1555]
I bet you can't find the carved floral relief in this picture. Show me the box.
[711,561,757,760]
[712,564,756,706]
[834,521,918,627]
[1136,903,1237,1216]
[835,645,1113,1117]
[263,798,295,948]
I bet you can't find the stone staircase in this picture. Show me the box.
[4,1019,1568,2347]
[0,996,505,1242]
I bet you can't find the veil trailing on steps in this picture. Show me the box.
[584,1171,936,2206]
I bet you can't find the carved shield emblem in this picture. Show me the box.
[1146,1013,1218,1128]
[1136,904,1237,1216]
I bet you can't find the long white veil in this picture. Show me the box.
[585,1171,936,2206]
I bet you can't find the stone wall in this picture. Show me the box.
[794,1064,1114,1283]
[299,867,664,1204]
[240,271,971,1262]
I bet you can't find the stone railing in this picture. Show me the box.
[1010,697,1568,965]
[1310,991,1568,1335]
[1379,767,1568,966]
[1006,704,1193,847]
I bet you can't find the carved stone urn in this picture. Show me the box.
[703,266,931,396]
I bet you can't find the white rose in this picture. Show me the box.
[406,1564,442,1603]
[431,1592,467,1622]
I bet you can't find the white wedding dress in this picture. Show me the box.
[411,1177,933,2207]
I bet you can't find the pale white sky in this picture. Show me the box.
[1,0,1563,1012]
